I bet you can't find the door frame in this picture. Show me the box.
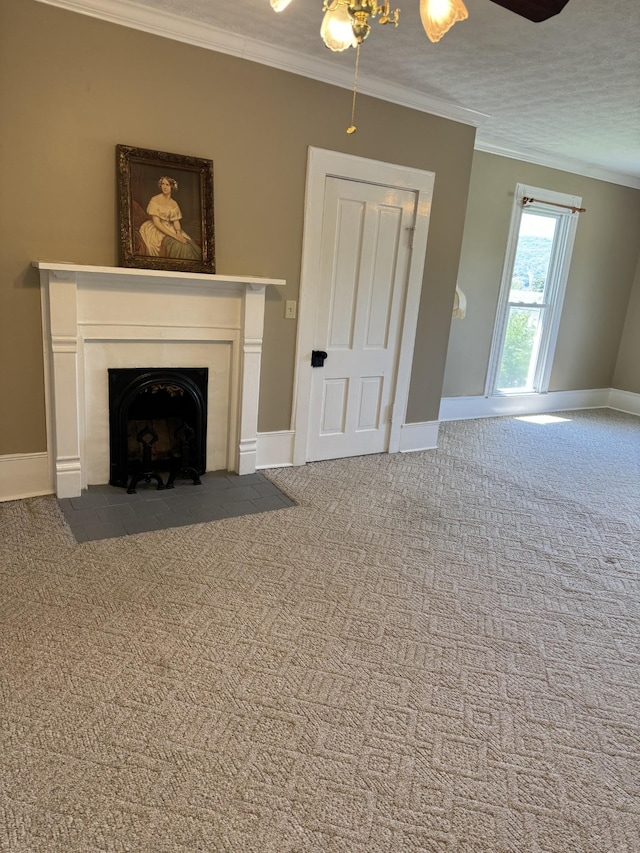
[292,147,435,466]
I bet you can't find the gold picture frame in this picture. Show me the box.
[117,144,215,274]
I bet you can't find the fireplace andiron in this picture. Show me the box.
[166,422,202,489]
[127,426,167,494]
[127,421,203,494]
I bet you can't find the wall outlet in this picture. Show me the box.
[285,300,297,319]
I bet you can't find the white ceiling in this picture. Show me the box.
[45,0,640,186]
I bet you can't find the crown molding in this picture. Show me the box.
[36,0,487,128]
[35,0,640,188]
[475,139,640,191]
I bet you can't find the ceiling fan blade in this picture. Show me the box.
[487,0,570,23]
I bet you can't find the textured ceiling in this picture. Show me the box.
[63,0,640,184]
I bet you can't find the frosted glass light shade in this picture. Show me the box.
[321,5,358,52]
[419,0,468,43]
[270,0,294,11]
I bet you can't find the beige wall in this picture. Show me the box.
[613,252,640,394]
[443,151,640,398]
[0,0,475,455]
[3,1,638,463]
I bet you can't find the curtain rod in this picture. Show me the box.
[523,196,586,214]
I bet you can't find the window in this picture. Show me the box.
[486,184,581,397]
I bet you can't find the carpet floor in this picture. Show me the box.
[1,409,639,851]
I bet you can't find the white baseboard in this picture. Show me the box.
[608,388,640,416]
[0,453,53,502]
[4,395,635,501]
[439,388,611,421]
[398,420,440,453]
[0,435,299,499]
[256,430,295,469]
[256,422,442,466]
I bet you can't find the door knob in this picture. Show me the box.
[311,350,328,367]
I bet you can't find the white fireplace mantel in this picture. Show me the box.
[37,262,285,498]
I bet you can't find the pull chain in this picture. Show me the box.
[347,42,361,134]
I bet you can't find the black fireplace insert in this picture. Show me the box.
[108,367,208,492]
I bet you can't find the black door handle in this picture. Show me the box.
[311,350,328,367]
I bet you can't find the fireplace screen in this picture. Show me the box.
[108,367,208,492]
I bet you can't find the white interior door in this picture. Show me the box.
[307,177,417,462]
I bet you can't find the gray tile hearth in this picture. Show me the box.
[58,471,295,542]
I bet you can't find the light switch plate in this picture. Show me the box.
[285,300,297,319]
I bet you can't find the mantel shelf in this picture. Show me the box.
[33,261,285,290]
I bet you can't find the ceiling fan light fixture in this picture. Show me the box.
[270,0,294,11]
[321,4,358,52]
[419,0,468,43]
[268,0,564,132]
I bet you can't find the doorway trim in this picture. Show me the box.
[292,147,435,466]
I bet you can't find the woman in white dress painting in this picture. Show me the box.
[139,176,202,261]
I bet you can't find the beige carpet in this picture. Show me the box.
[1,409,639,852]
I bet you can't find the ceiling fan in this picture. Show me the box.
[487,0,570,23]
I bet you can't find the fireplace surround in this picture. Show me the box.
[37,262,284,499]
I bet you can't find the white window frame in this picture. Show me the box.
[485,183,582,397]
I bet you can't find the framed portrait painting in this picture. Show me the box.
[117,145,215,274]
